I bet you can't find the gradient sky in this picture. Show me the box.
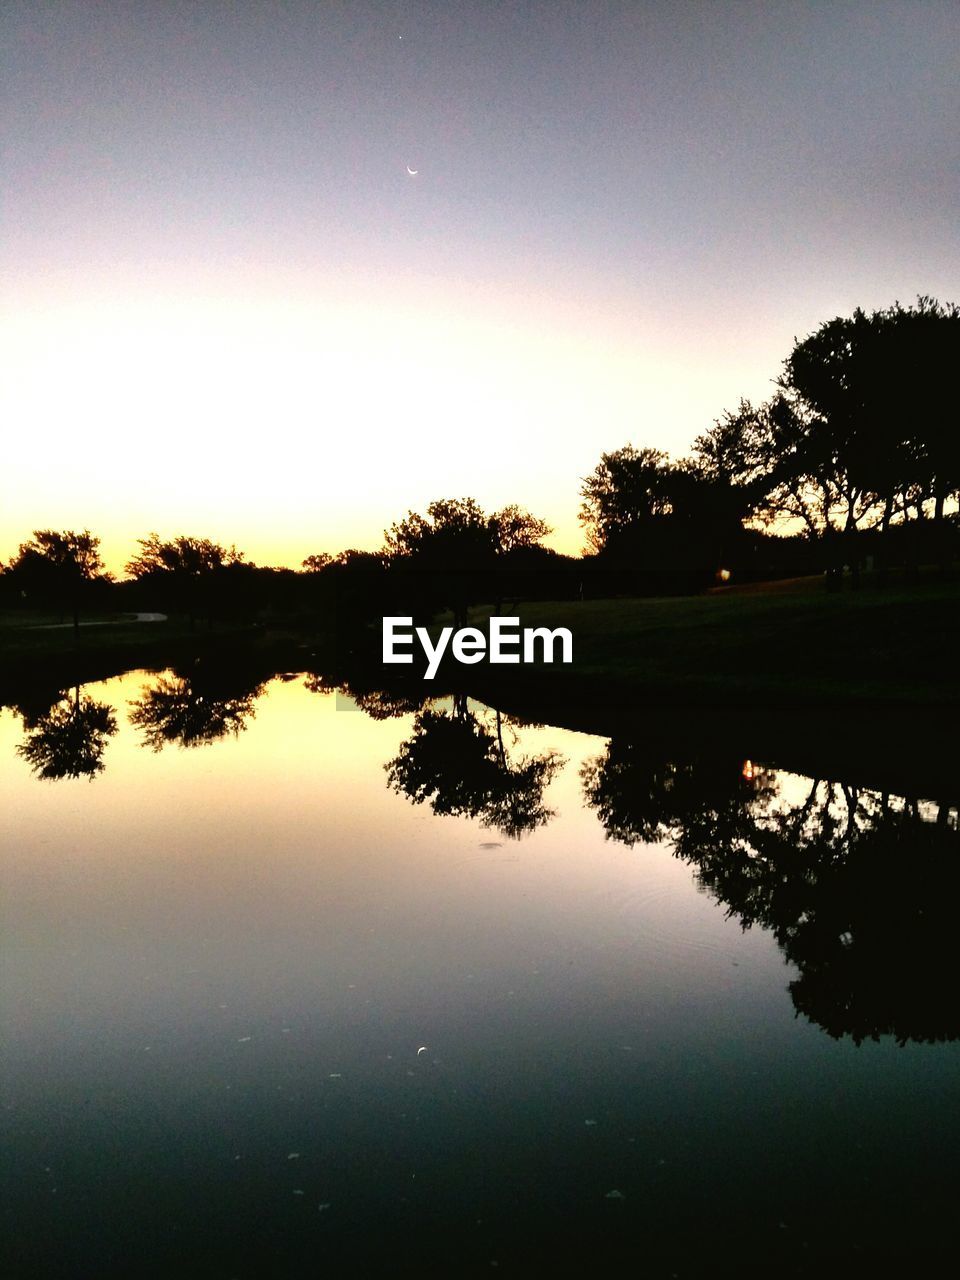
[3,0,959,573]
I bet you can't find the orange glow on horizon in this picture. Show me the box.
[0,266,805,576]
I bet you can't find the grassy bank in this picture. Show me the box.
[459,576,960,708]
[447,579,960,799]
[3,586,957,799]
[5,576,958,709]
[0,612,313,701]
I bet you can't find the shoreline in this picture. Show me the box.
[2,578,958,801]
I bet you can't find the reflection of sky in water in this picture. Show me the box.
[2,673,782,1058]
[2,672,959,1273]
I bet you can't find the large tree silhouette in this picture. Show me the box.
[691,297,960,578]
[578,447,745,587]
[7,529,106,634]
[384,498,552,627]
[779,297,960,534]
[579,447,674,553]
[125,533,246,623]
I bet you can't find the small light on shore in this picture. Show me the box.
[718,568,732,583]
[742,760,754,780]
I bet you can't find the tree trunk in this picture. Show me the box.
[934,482,949,576]
[878,494,894,584]
[881,494,893,536]
[843,495,861,588]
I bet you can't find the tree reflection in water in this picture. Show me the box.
[582,741,960,1045]
[129,670,264,750]
[386,698,564,840]
[304,672,428,722]
[16,687,118,780]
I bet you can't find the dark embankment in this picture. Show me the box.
[452,579,960,802]
[3,579,957,801]
[0,614,321,705]
[461,577,960,709]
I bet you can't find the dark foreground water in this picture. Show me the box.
[2,670,958,1276]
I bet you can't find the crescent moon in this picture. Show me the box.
[406,165,419,176]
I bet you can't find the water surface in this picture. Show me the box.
[2,670,958,1275]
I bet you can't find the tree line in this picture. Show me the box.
[2,296,957,629]
[580,296,959,585]
[0,503,571,637]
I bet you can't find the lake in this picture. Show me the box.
[2,668,958,1275]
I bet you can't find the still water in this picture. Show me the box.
[2,670,958,1275]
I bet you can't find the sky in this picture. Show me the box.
[3,0,959,574]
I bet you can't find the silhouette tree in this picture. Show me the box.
[578,447,743,588]
[488,505,553,553]
[384,498,497,628]
[129,670,263,749]
[386,701,563,839]
[578,447,674,555]
[384,498,552,627]
[901,296,960,527]
[17,687,118,779]
[125,533,245,623]
[126,533,241,578]
[305,549,394,649]
[692,401,769,496]
[7,529,107,634]
[735,296,960,577]
[302,553,332,573]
